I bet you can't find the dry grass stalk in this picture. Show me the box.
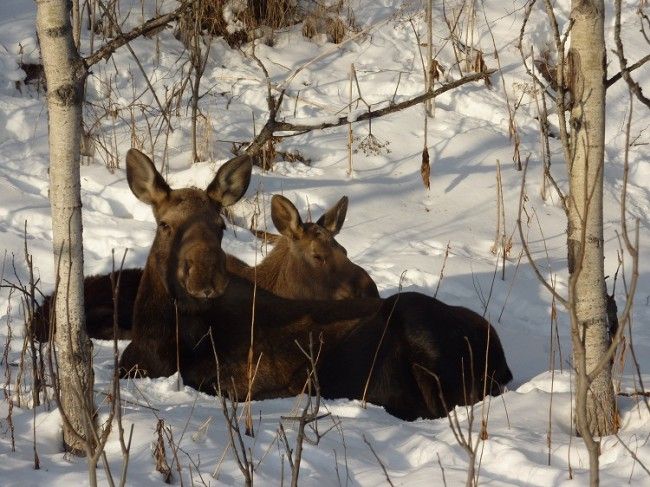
[154,419,173,483]
[546,282,559,466]
[421,147,431,190]
[433,242,451,299]
[491,160,512,271]
[3,289,16,453]
[301,2,353,44]
[326,17,347,43]
[442,0,466,77]
[197,114,214,162]
[425,0,434,116]
[348,63,355,175]
[278,334,334,487]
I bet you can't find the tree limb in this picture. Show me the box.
[276,71,494,132]
[517,157,568,308]
[84,1,194,68]
[606,53,650,89]
[611,0,650,108]
[239,71,494,160]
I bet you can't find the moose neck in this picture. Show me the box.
[132,255,173,341]
[227,238,288,295]
[255,237,294,293]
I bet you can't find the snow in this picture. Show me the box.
[0,0,649,485]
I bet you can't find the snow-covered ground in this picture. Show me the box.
[0,0,648,485]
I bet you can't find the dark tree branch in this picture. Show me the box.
[611,0,650,108]
[92,0,175,131]
[238,71,493,161]
[84,1,194,68]
[606,53,650,89]
[275,71,494,132]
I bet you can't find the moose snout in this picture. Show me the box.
[178,246,229,299]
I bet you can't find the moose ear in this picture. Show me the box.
[126,149,170,205]
[271,194,304,239]
[207,154,252,207]
[316,196,348,235]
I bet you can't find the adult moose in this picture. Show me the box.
[120,148,512,421]
[32,193,377,340]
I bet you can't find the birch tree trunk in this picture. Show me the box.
[567,0,617,445]
[36,0,94,455]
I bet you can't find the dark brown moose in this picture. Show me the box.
[32,191,377,341]
[31,268,141,341]
[119,148,513,421]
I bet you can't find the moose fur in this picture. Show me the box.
[119,149,513,421]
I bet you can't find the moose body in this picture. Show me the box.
[32,267,141,341]
[123,274,511,420]
[119,148,513,421]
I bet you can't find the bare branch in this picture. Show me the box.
[275,71,493,133]
[239,71,493,161]
[93,0,174,132]
[612,0,650,108]
[516,157,568,307]
[362,434,395,487]
[541,0,573,167]
[606,53,650,89]
[85,2,193,68]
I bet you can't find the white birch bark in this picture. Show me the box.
[36,0,94,455]
[567,0,617,441]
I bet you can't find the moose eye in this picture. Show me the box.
[158,221,171,232]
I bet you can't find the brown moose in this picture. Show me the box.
[31,190,378,341]
[119,148,512,421]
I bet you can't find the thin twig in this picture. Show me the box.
[362,435,394,487]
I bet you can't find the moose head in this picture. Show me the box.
[126,149,251,302]
[270,194,378,299]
